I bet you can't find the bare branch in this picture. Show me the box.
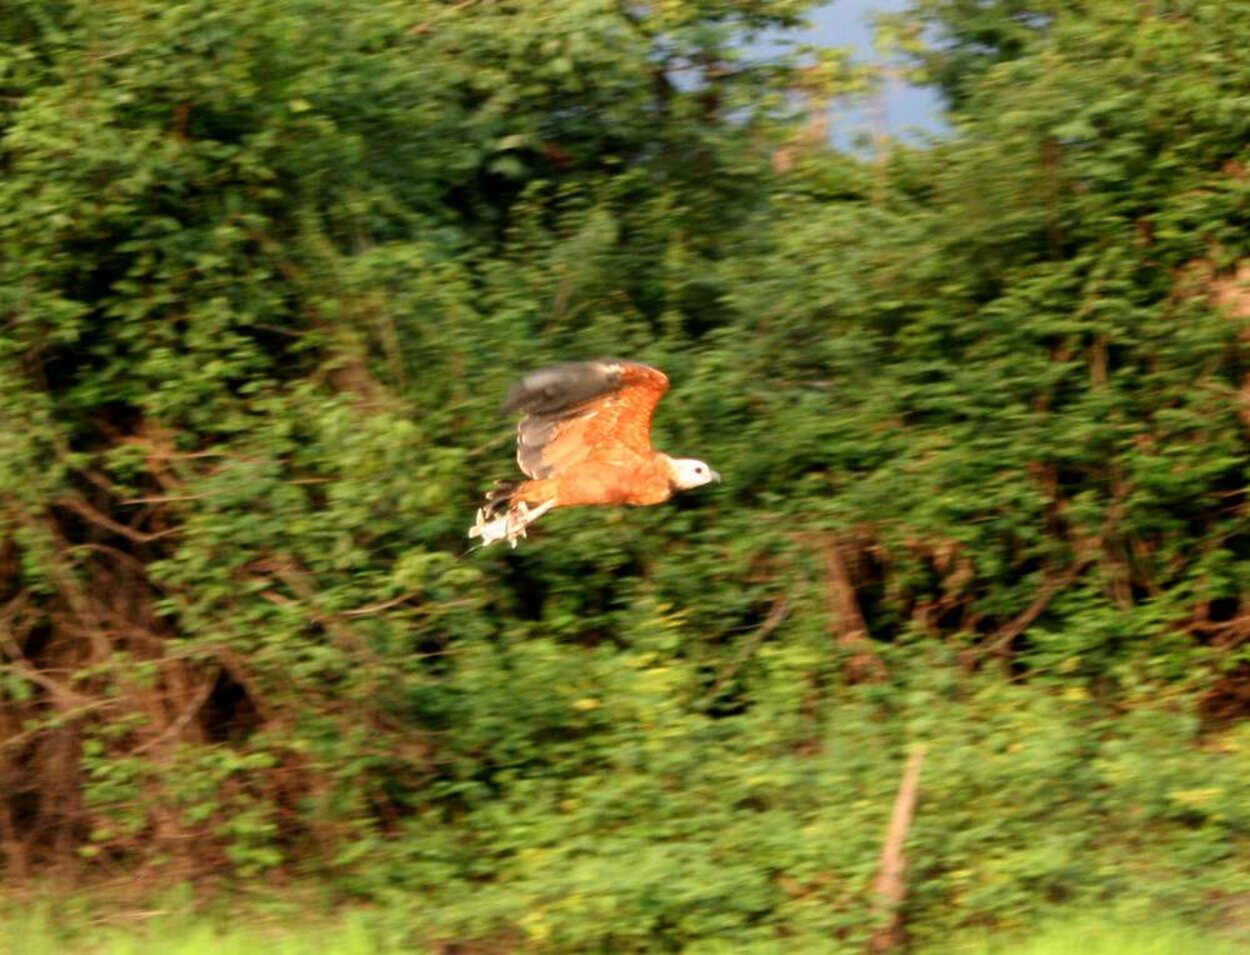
[869,745,927,953]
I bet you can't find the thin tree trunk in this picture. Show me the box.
[869,745,927,953]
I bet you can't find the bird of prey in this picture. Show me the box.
[469,360,720,548]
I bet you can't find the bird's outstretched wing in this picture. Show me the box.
[502,360,670,480]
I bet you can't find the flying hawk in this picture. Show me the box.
[469,360,720,547]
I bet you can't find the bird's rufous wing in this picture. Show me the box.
[503,361,670,480]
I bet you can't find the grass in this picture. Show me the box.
[3,894,1244,954]
[940,914,1245,955]
[2,897,409,955]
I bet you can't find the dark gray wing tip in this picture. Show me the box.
[500,360,625,416]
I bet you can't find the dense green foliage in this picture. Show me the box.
[3,0,1250,949]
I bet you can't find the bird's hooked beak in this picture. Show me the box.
[710,469,722,483]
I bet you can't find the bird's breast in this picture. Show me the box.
[554,456,673,508]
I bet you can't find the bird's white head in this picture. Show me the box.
[666,456,721,491]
